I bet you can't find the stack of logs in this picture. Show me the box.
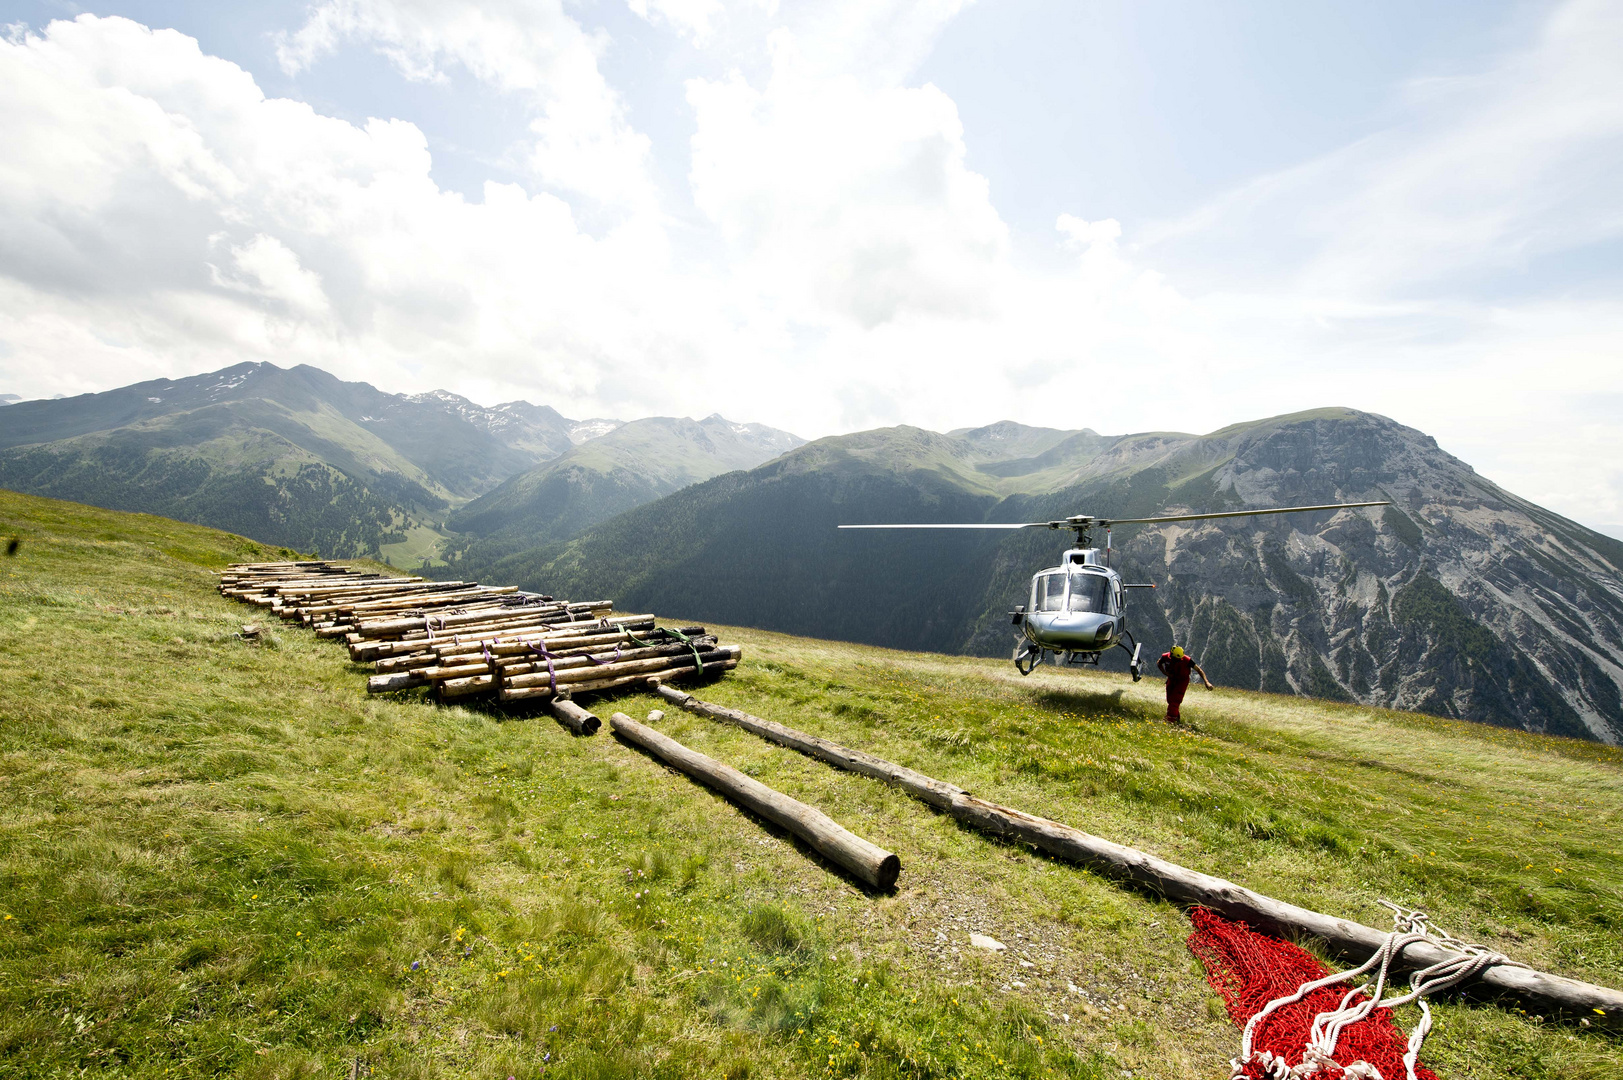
[218,560,741,707]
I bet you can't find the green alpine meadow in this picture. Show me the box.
[1,488,1620,1079]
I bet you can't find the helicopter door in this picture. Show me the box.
[1033,572,1067,612]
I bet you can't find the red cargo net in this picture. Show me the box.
[1187,907,1439,1080]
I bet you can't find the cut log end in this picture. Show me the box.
[873,852,901,892]
[549,696,601,737]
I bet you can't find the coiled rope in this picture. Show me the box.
[1233,901,1520,1080]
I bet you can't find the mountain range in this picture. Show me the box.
[0,362,796,561]
[451,409,1623,745]
[444,415,804,553]
[5,364,1621,744]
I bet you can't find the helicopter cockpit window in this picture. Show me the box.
[1068,572,1110,613]
[1034,573,1067,612]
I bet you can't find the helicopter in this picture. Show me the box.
[839,501,1388,678]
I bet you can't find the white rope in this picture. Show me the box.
[1230,901,1522,1080]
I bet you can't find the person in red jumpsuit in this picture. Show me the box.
[1157,645,1214,722]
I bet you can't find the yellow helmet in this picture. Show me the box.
[1171,646,1185,658]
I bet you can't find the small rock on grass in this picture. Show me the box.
[647,710,665,722]
[970,933,1006,951]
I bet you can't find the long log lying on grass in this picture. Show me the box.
[653,686,1623,1027]
[609,711,899,891]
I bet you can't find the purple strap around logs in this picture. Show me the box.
[525,639,558,695]
[483,640,502,690]
[583,644,623,666]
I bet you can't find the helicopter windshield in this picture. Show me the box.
[1033,573,1067,612]
[1068,572,1110,613]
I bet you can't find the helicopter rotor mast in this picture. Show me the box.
[838,500,1392,548]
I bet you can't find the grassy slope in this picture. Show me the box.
[1,489,1620,1079]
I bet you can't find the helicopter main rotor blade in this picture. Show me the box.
[836,523,1049,530]
[1093,500,1390,528]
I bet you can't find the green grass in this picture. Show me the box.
[379,521,453,570]
[1,488,1619,1079]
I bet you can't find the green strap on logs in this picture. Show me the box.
[625,627,704,674]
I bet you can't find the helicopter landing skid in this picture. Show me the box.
[1013,640,1042,676]
[1116,633,1143,682]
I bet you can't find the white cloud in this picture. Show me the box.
[277,0,656,210]
[1056,215,1121,252]
[627,0,730,43]
[212,234,331,316]
[686,62,1006,328]
[0,3,1621,537]
[1143,0,1623,299]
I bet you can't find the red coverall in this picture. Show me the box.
[1158,651,1197,721]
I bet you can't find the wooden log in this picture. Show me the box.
[481,645,741,700]
[608,711,899,891]
[224,577,382,596]
[549,697,601,736]
[419,623,699,666]
[312,586,498,613]
[368,637,719,695]
[319,585,517,616]
[265,576,430,597]
[499,656,739,701]
[654,687,1623,1027]
[346,611,636,662]
[351,615,653,663]
[347,599,608,640]
[233,574,405,599]
[316,589,524,636]
[363,621,655,670]
[294,583,477,614]
[450,636,716,684]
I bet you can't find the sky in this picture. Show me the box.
[0,1,1620,536]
